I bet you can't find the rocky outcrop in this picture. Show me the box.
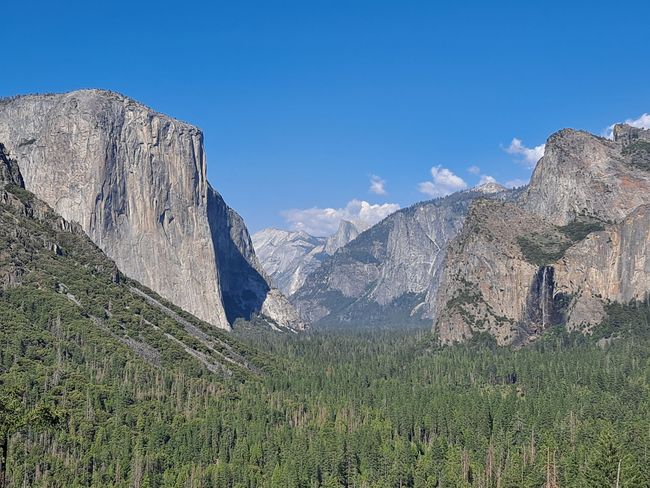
[253,220,367,297]
[434,125,650,344]
[554,204,650,329]
[612,123,650,146]
[324,220,366,254]
[0,143,24,188]
[432,201,563,345]
[521,127,650,225]
[0,89,303,330]
[252,229,327,296]
[292,187,512,326]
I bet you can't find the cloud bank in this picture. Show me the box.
[505,138,545,167]
[369,174,387,195]
[282,199,400,236]
[418,166,468,198]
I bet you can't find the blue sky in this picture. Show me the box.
[3,1,650,235]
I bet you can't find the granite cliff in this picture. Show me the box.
[0,89,303,331]
[521,125,650,225]
[434,125,650,344]
[0,143,265,375]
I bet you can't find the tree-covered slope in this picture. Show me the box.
[0,144,275,484]
[232,318,650,488]
[0,144,267,380]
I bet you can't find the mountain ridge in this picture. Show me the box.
[289,187,516,326]
[253,123,649,343]
[252,219,367,296]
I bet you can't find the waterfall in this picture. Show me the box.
[526,266,561,331]
[541,267,548,327]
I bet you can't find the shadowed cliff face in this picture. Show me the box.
[0,89,303,331]
[205,186,306,329]
[517,266,571,344]
[525,267,558,328]
[207,186,268,323]
[0,143,24,188]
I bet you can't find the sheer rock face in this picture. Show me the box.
[291,190,510,326]
[0,90,303,331]
[435,125,650,344]
[521,127,650,225]
[554,204,650,329]
[324,220,366,255]
[433,201,559,345]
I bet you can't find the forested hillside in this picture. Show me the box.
[3,289,650,486]
[0,145,271,486]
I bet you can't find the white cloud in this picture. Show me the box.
[604,113,650,139]
[468,165,481,175]
[282,199,400,236]
[478,175,496,185]
[418,166,468,198]
[505,138,545,168]
[504,178,529,188]
[369,174,387,195]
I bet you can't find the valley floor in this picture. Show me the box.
[2,301,650,487]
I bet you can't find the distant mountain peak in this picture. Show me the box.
[471,181,507,194]
[253,220,369,297]
[613,123,650,146]
[324,220,366,255]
